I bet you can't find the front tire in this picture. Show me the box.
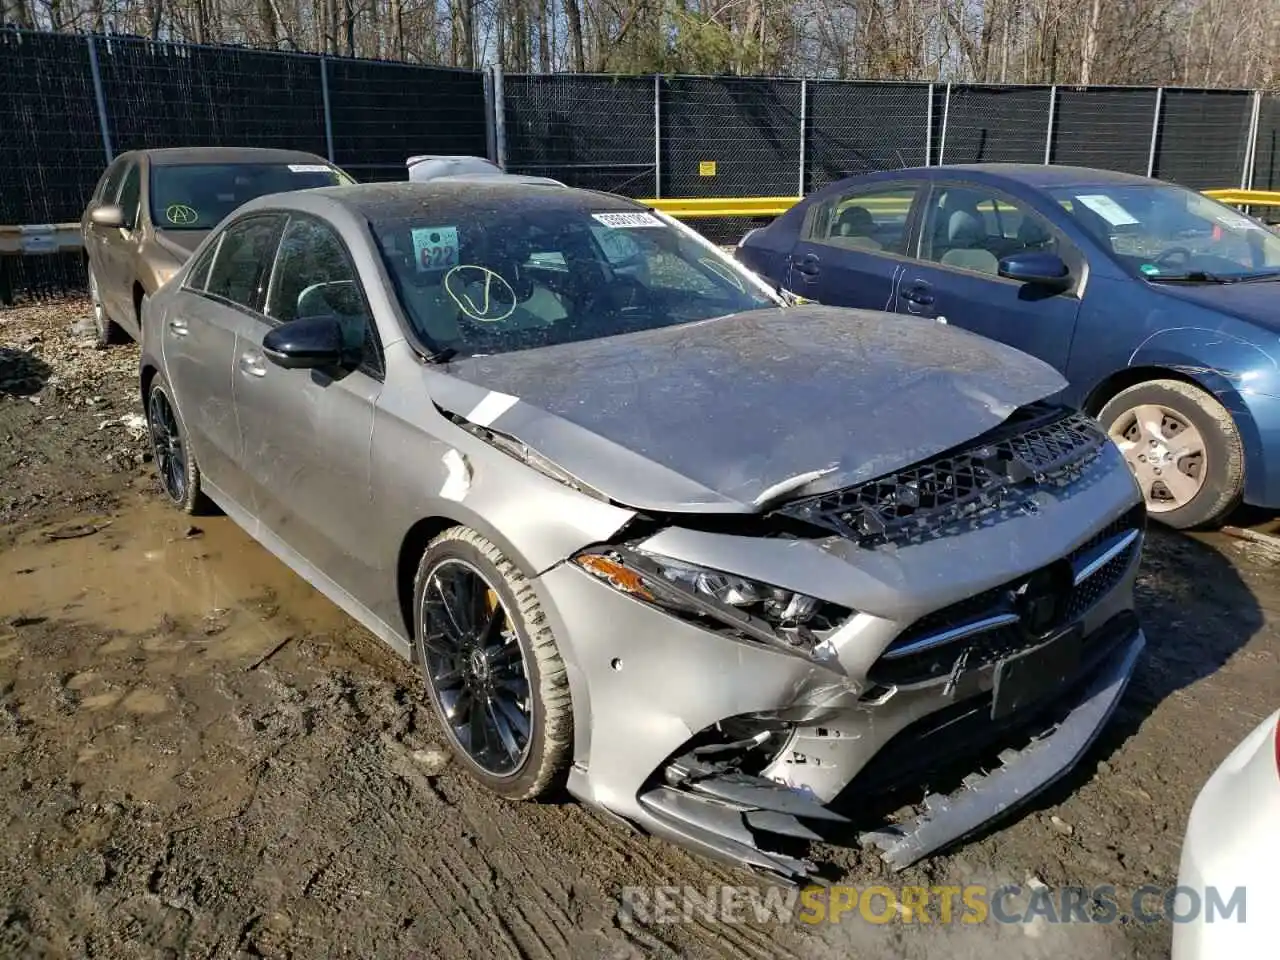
[87,264,123,350]
[1097,378,1244,529]
[413,527,572,800]
[145,376,206,514]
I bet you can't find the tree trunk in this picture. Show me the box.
[1081,0,1102,85]
[563,0,586,72]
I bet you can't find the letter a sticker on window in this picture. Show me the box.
[412,226,460,272]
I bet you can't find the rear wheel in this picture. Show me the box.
[412,527,572,800]
[87,264,123,350]
[1097,378,1244,529]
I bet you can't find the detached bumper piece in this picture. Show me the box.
[640,754,849,882]
[860,626,1145,870]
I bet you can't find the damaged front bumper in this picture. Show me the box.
[529,424,1146,880]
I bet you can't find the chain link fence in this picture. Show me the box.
[1,24,1277,298]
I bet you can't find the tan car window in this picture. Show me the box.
[117,163,141,231]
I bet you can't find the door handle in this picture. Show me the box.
[238,351,267,378]
[167,318,189,337]
[793,254,821,277]
[899,286,934,306]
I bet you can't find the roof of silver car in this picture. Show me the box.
[129,146,334,167]
[406,154,565,187]
[303,180,641,220]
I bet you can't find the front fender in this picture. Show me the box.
[1127,327,1280,505]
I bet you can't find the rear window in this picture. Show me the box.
[150,162,347,230]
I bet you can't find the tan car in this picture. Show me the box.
[81,146,350,347]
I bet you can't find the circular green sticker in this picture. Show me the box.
[1139,263,1160,276]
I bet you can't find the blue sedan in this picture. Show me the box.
[737,163,1280,528]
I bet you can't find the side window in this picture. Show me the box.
[117,163,142,231]
[96,158,128,205]
[266,216,382,376]
[804,184,919,256]
[205,215,284,310]
[920,185,1078,278]
[184,236,223,293]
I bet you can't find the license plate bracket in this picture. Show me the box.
[991,625,1083,721]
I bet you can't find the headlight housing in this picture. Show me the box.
[572,545,850,657]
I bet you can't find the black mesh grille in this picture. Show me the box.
[1053,87,1159,176]
[940,85,1053,164]
[0,31,104,224]
[504,74,656,198]
[868,504,1144,687]
[1153,89,1253,190]
[660,76,801,199]
[780,407,1106,548]
[805,81,931,191]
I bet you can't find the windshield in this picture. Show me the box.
[1049,183,1280,281]
[150,162,347,230]
[370,205,776,356]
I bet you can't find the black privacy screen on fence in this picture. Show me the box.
[98,37,328,159]
[0,31,104,224]
[1154,89,1253,190]
[806,81,931,190]
[1052,87,1157,176]
[660,77,801,198]
[329,60,486,182]
[2,25,1279,298]
[504,74,655,197]
[941,86,1052,164]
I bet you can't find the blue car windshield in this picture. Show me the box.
[369,204,776,356]
[1048,183,1280,280]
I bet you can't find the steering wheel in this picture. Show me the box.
[1153,247,1194,269]
[580,274,660,322]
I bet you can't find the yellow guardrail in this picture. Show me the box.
[1202,189,1280,207]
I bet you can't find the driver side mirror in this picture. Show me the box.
[90,204,125,229]
[998,252,1072,292]
[262,315,351,370]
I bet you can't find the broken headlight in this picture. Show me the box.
[572,546,849,655]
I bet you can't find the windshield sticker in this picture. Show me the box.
[1076,194,1140,226]
[164,203,199,226]
[1139,263,1161,276]
[288,163,331,173]
[444,265,516,322]
[412,226,460,272]
[1213,211,1262,231]
[592,211,663,229]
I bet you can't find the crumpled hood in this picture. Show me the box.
[431,306,1068,513]
[1152,278,1280,333]
[153,229,211,262]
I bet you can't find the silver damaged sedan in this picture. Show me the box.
[139,178,1148,880]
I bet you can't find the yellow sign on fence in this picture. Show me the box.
[699,160,717,177]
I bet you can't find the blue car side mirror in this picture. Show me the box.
[998,252,1072,291]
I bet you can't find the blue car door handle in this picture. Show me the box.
[900,283,934,306]
[794,253,821,277]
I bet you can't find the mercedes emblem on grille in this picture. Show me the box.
[1009,562,1073,637]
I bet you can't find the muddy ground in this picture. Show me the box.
[2,299,1277,959]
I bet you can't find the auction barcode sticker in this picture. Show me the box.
[592,211,663,228]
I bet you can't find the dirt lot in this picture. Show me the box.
[2,298,1277,959]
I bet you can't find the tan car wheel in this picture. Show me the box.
[1098,379,1244,529]
[87,265,123,350]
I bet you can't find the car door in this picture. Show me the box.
[98,160,145,334]
[84,157,128,311]
[786,181,923,309]
[896,181,1084,372]
[234,213,385,604]
[165,213,287,510]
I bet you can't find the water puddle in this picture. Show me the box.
[1,495,351,641]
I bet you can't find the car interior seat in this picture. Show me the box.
[938,206,999,274]
[831,206,882,250]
